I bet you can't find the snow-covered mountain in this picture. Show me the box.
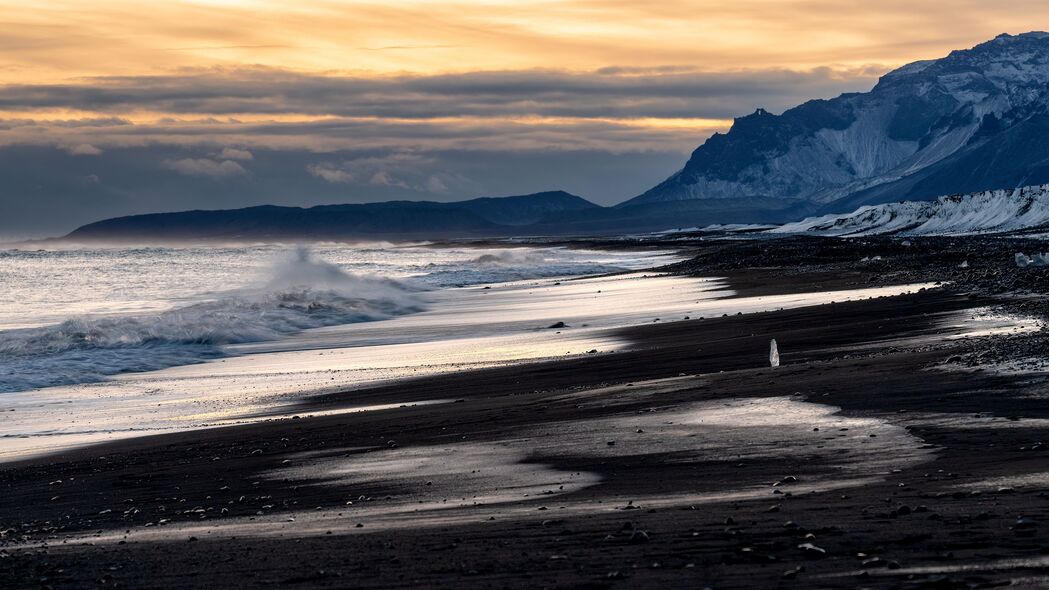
[623,32,1049,220]
[771,184,1049,236]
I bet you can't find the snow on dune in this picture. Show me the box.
[771,184,1049,236]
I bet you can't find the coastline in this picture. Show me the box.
[5,250,1049,587]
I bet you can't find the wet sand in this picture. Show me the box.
[0,271,930,463]
[3,272,1049,589]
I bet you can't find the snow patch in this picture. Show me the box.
[772,184,1049,237]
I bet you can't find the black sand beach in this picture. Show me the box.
[4,238,1049,589]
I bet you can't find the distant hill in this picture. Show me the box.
[454,191,599,226]
[63,191,601,242]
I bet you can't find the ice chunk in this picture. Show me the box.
[1016,252,1049,267]
[770,339,780,368]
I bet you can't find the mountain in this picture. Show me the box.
[63,191,598,242]
[770,184,1049,236]
[624,32,1049,221]
[454,191,598,226]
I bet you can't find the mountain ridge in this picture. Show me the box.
[624,31,1049,218]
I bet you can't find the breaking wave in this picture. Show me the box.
[469,250,549,265]
[0,248,424,392]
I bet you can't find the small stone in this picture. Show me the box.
[798,543,827,559]
[862,557,886,568]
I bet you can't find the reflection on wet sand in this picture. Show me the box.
[1,275,933,461]
[45,393,933,546]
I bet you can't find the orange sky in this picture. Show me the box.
[3,1,1046,82]
[1,1,1045,139]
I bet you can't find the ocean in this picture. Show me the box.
[0,243,673,393]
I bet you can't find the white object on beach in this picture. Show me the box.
[1015,252,1049,268]
[770,339,780,368]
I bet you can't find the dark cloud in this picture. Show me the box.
[0,113,714,154]
[0,66,880,120]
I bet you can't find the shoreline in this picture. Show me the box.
[6,261,1049,587]
[0,269,711,462]
[0,268,935,464]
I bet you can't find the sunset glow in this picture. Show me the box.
[1,0,1047,235]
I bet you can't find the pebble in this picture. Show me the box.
[797,543,827,558]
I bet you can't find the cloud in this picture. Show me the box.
[216,147,253,160]
[425,175,449,193]
[163,157,247,178]
[307,153,480,194]
[368,170,403,188]
[0,64,886,166]
[66,143,102,156]
[0,66,882,121]
[0,64,889,164]
[308,154,431,189]
[307,162,353,183]
[0,114,718,160]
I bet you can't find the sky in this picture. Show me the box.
[1,1,1048,237]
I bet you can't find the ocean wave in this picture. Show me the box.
[0,248,424,392]
[468,250,549,265]
[422,249,626,287]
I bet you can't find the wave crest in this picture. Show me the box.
[0,247,424,392]
[469,250,549,265]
